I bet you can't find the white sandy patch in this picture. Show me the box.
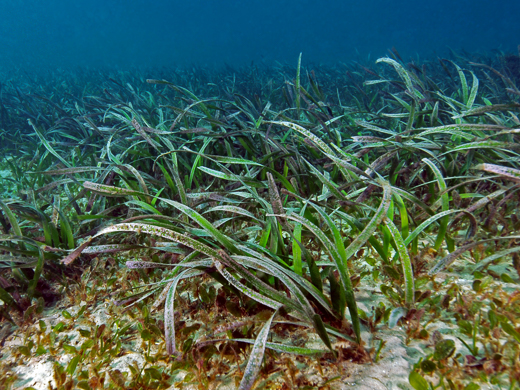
[12,359,55,390]
[110,352,146,374]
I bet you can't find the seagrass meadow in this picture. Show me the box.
[0,50,519,390]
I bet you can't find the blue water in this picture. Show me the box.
[1,0,519,69]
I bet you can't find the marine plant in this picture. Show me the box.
[0,50,518,389]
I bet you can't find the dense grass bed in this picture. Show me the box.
[0,51,519,389]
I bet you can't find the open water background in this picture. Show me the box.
[1,0,519,69]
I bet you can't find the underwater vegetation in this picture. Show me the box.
[0,48,519,389]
